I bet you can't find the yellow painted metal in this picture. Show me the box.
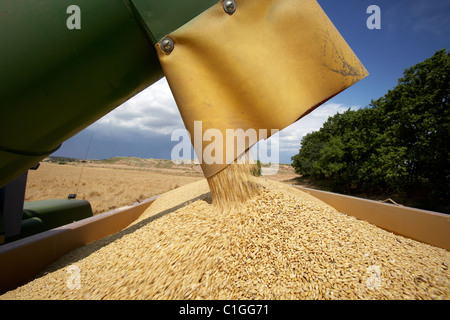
[156,0,369,178]
[296,186,450,251]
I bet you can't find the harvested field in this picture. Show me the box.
[24,162,202,214]
[2,178,449,300]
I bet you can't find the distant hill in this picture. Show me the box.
[45,156,84,164]
[96,157,197,169]
[45,156,295,173]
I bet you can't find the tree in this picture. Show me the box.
[291,130,327,178]
[250,160,262,177]
[374,49,450,198]
[291,49,449,210]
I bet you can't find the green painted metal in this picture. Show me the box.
[23,199,93,229]
[0,0,217,189]
[4,199,92,242]
[127,0,216,44]
[0,0,163,189]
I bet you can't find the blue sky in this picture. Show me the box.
[53,0,450,164]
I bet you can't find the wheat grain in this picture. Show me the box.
[2,177,449,300]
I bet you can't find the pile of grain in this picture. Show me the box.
[1,178,449,300]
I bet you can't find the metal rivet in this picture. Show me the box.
[161,37,174,53]
[223,0,236,14]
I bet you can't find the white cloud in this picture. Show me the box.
[85,78,359,163]
[269,102,360,162]
[90,77,184,139]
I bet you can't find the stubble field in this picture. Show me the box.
[24,160,203,214]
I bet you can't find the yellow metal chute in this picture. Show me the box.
[156,0,369,178]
